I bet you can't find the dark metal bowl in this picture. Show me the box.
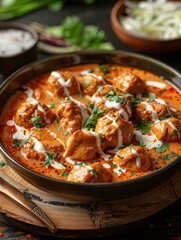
[0,50,181,201]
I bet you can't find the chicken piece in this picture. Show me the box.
[21,129,65,161]
[151,117,181,141]
[68,162,112,183]
[113,146,152,171]
[134,98,170,122]
[64,130,98,161]
[77,73,105,94]
[14,101,55,128]
[91,85,132,120]
[114,72,145,94]
[47,70,81,97]
[56,100,82,133]
[95,111,134,148]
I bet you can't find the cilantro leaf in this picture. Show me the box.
[160,151,180,160]
[91,169,98,176]
[131,97,141,108]
[84,79,90,87]
[155,142,169,153]
[12,136,31,147]
[137,119,150,134]
[45,152,57,168]
[61,170,69,177]
[95,86,104,91]
[0,160,7,167]
[31,116,45,129]
[83,104,106,130]
[99,64,110,74]
[106,90,127,104]
[143,93,156,103]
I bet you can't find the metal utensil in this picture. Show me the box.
[0,177,57,233]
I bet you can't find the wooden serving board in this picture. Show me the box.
[0,157,181,238]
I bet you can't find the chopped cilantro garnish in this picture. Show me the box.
[79,91,84,98]
[95,85,104,91]
[57,126,62,131]
[84,79,90,87]
[49,101,58,108]
[63,99,73,103]
[110,163,116,168]
[83,104,106,130]
[143,93,156,103]
[140,142,146,147]
[117,154,123,158]
[99,64,110,74]
[22,188,29,193]
[91,169,98,176]
[155,142,169,153]
[63,131,69,136]
[137,119,150,134]
[61,170,69,177]
[12,136,31,147]
[45,152,57,168]
[160,151,180,160]
[99,133,106,142]
[172,129,179,136]
[131,97,141,108]
[0,160,7,167]
[55,119,60,123]
[31,116,45,129]
[106,90,127,104]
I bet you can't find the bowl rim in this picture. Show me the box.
[0,49,181,190]
[111,0,181,43]
[0,21,39,59]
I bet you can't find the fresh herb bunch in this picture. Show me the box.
[0,0,96,20]
[44,15,114,50]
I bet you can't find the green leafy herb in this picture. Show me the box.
[172,129,179,136]
[84,79,90,87]
[57,126,62,131]
[160,151,180,160]
[0,160,7,167]
[61,170,69,177]
[143,93,156,103]
[123,124,129,133]
[22,188,29,193]
[99,64,110,74]
[106,90,127,104]
[12,136,31,147]
[110,163,116,168]
[83,104,106,130]
[131,97,141,108]
[140,142,146,147]
[45,152,57,168]
[31,116,45,129]
[155,142,169,153]
[137,119,150,134]
[45,16,114,50]
[63,131,69,136]
[79,91,84,98]
[95,86,104,91]
[49,101,58,108]
[99,133,106,142]
[117,154,123,158]
[63,99,73,103]
[55,119,60,123]
[91,169,98,176]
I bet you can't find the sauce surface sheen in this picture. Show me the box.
[1,63,181,183]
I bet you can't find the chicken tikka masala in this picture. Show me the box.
[1,63,181,183]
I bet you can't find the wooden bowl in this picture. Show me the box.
[0,22,38,76]
[0,50,181,201]
[111,0,181,54]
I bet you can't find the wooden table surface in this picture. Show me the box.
[0,0,181,239]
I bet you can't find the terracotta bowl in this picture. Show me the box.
[0,22,38,76]
[0,50,181,201]
[111,0,181,54]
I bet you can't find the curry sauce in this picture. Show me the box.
[1,63,181,183]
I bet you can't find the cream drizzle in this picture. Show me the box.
[51,161,65,170]
[23,86,50,123]
[113,166,126,177]
[105,115,123,153]
[146,81,166,89]
[165,119,180,138]
[142,101,159,122]
[51,71,89,126]
[130,147,141,169]
[134,130,163,149]
[90,131,111,160]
